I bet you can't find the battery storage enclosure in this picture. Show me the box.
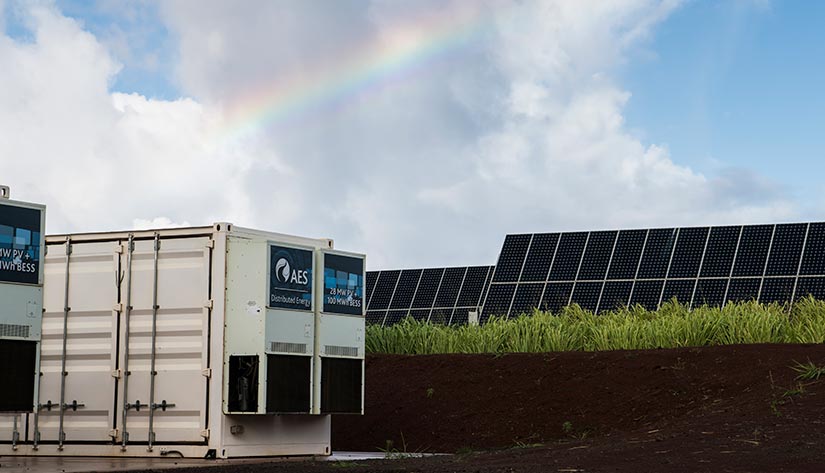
[0,191,46,453]
[0,223,366,458]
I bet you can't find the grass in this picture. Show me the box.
[378,439,405,460]
[366,297,825,355]
[792,360,825,380]
[329,461,365,469]
[770,360,825,415]
[377,435,425,460]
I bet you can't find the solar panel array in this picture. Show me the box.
[482,222,825,319]
[365,266,494,326]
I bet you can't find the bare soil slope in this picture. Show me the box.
[329,344,825,471]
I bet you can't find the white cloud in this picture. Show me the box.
[0,4,262,235]
[132,216,191,230]
[0,1,796,270]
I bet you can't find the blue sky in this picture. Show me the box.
[623,1,825,206]
[2,0,178,98]
[53,0,179,99]
[1,1,822,268]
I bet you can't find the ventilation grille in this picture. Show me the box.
[0,324,30,339]
[270,342,308,354]
[325,345,359,357]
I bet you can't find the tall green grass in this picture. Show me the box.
[365,297,825,354]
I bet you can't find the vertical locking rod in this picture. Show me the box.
[121,235,135,450]
[57,237,72,450]
[32,392,41,449]
[12,415,19,450]
[147,234,160,451]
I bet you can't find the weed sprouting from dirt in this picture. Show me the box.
[378,433,422,460]
[770,383,806,417]
[792,360,825,381]
[378,439,401,459]
[512,433,542,449]
[330,461,365,469]
[770,399,783,417]
[782,383,806,398]
[426,387,435,398]
[769,362,823,416]
[513,440,543,449]
[558,421,590,440]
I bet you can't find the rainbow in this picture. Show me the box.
[219,7,496,139]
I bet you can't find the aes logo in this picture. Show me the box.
[274,255,309,285]
[269,244,313,311]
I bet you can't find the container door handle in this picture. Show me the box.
[62,400,85,411]
[126,400,145,411]
[151,400,175,411]
[39,400,56,411]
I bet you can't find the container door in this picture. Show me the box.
[36,241,121,444]
[118,236,211,447]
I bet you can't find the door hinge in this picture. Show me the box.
[111,369,122,379]
[204,300,214,309]
[205,240,215,249]
[200,429,210,439]
[113,303,123,312]
[115,244,124,254]
[201,368,212,378]
[109,428,119,438]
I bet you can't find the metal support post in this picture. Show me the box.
[147,234,160,451]
[57,237,72,450]
[121,235,135,450]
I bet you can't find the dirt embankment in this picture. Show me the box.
[328,344,825,471]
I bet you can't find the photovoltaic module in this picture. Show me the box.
[365,266,493,326]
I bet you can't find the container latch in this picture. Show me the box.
[62,400,85,411]
[152,400,176,411]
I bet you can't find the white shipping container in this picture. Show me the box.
[0,223,366,458]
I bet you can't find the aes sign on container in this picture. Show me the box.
[269,244,313,311]
[0,204,42,285]
[323,253,364,315]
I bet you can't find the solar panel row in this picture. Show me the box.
[365,266,494,326]
[364,222,825,325]
[482,223,825,319]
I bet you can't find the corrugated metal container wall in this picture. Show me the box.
[28,234,214,448]
[39,240,122,443]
